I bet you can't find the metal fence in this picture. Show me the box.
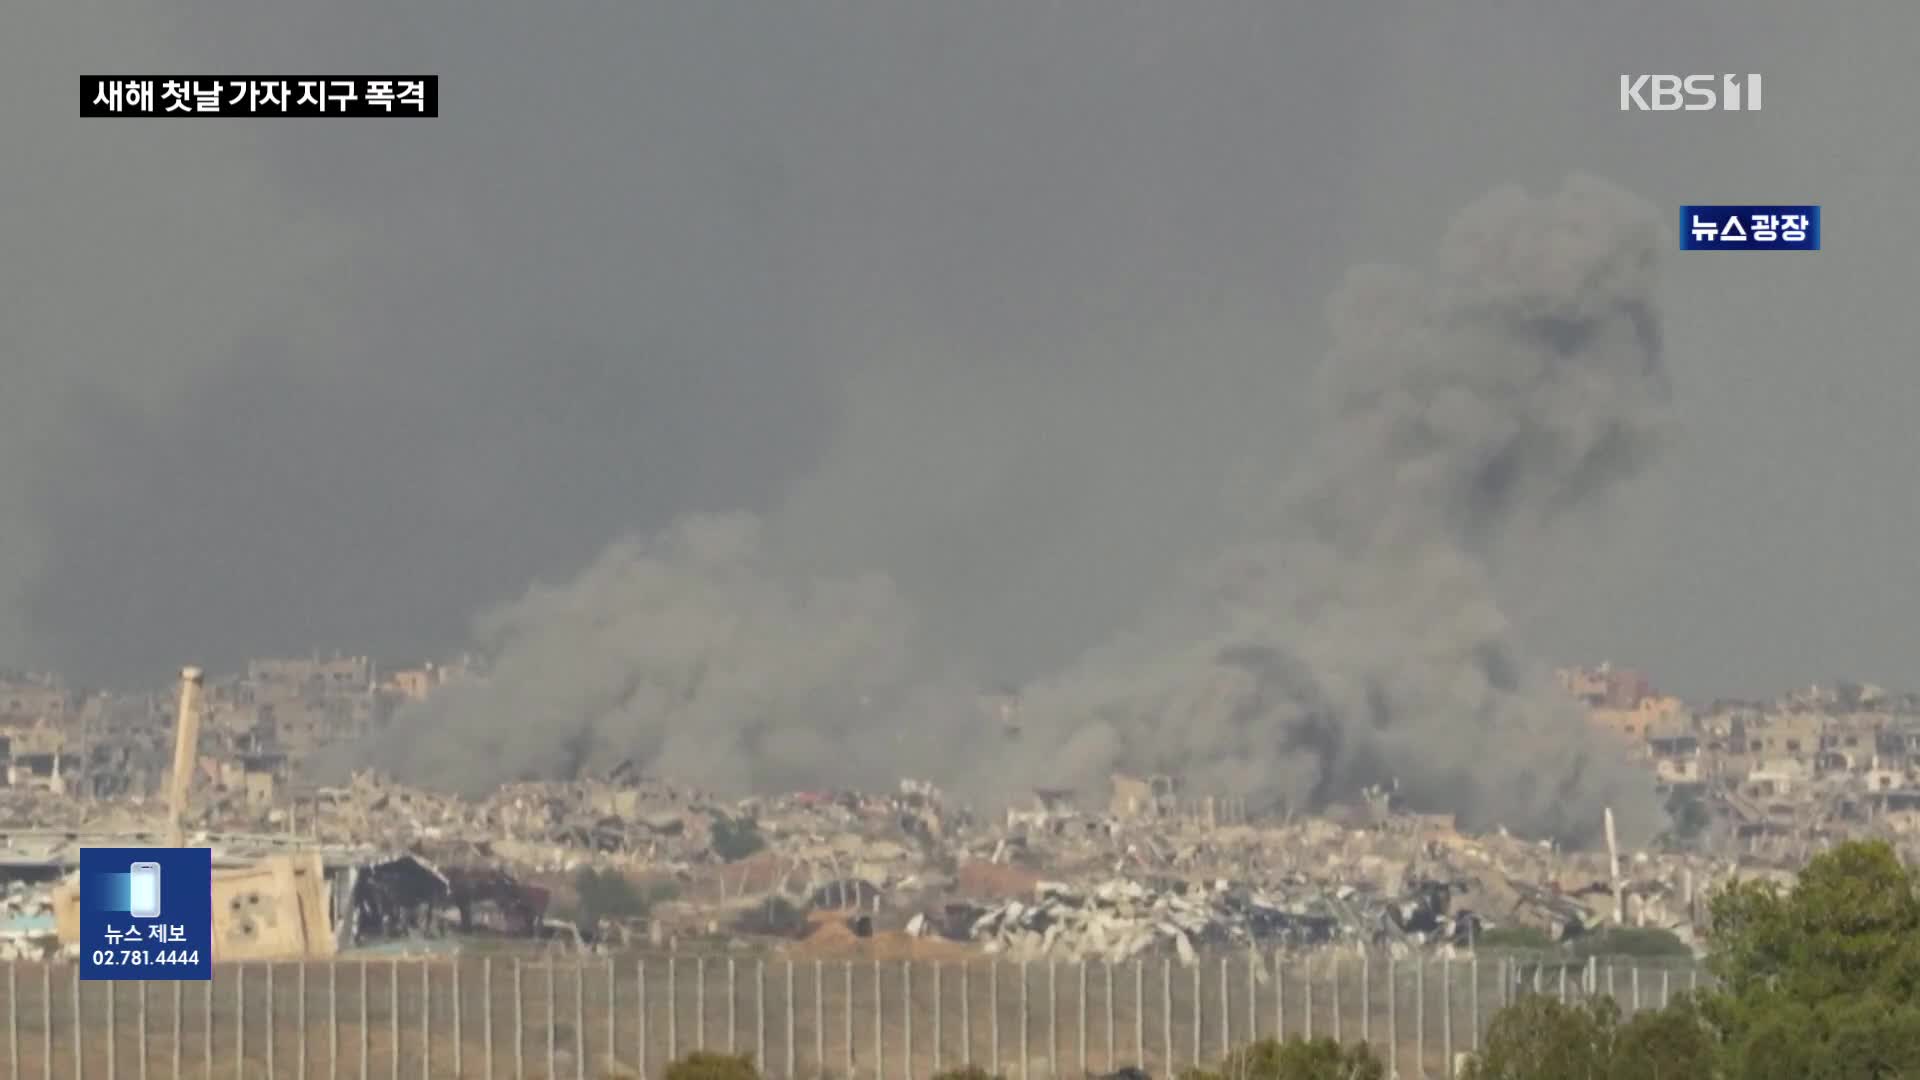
[0,950,1706,1080]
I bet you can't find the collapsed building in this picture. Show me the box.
[1,666,1904,967]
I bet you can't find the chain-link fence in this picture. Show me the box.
[0,949,1708,1079]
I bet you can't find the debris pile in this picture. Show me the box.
[0,881,59,960]
[937,875,1487,964]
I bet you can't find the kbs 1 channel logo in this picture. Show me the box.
[1680,205,1822,252]
[79,847,213,980]
[1620,73,1762,111]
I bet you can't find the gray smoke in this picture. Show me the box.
[345,174,1670,845]
[331,512,979,799]
[991,173,1671,843]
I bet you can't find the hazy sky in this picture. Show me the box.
[4,0,1917,700]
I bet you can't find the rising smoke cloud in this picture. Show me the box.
[340,173,1670,845]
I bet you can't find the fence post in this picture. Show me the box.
[1160,959,1170,1076]
[904,962,913,1080]
[482,958,493,1080]
[963,964,973,1068]
[1105,962,1115,1071]
[390,965,401,1080]
[786,961,796,1079]
[1442,957,1453,1074]
[1132,960,1143,1071]
[1360,951,1369,1045]
[1078,961,1087,1078]
[513,959,524,1080]
[1331,952,1341,1044]
[1019,961,1030,1080]
[1303,952,1312,1041]
[1386,955,1397,1080]
[636,959,645,1080]
[727,958,737,1056]
[5,964,13,1080]
[452,960,463,1080]
[1470,954,1479,1052]
[667,958,677,1064]
[1048,961,1058,1080]
[1661,968,1671,1009]
[427,963,436,1080]
[233,966,246,1080]
[1217,957,1228,1057]
[545,961,558,1080]
[757,960,767,1070]
[1190,962,1199,1068]
[63,972,80,1080]
[1244,949,1259,1045]
[42,965,51,1080]
[295,964,306,1080]
[843,961,853,1077]
[359,961,369,1080]
[1414,957,1424,1078]
[873,959,883,1080]
[696,957,706,1052]
[988,961,998,1076]
[1277,950,1285,1041]
[1631,966,1641,1013]
[933,963,942,1075]
[575,962,586,1080]
[813,960,824,1076]
[604,958,612,1078]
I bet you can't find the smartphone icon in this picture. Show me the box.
[128,862,162,919]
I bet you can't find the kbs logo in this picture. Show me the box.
[1619,74,1762,111]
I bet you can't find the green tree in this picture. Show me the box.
[663,1052,760,1080]
[1459,839,1920,1079]
[569,867,675,938]
[1474,926,1556,952]
[1698,839,1920,1078]
[709,813,767,863]
[1178,1036,1384,1080]
[930,1069,1003,1080]
[1459,994,1712,1080]
[1572,926,1693,960]
[1664,788,1712,847]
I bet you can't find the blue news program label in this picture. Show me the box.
[1681,205,1821,251]
[79,847,212,980]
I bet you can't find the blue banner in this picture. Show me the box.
[79,847,212,980]
[1680,205,1821,251]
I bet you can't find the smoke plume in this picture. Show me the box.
[344,174,1670,844]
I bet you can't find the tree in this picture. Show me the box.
[1459,839,1920,1078]
[1664,788,1712,847]
[1475,926,1556,952]
[930,1069,1003,1080]
[1571,926,1693,960]
[664,1052,760,1080]
[1179,1036,1384,1080]
[1458,994,1712,1080]
[568,867,674,938]
[709,813,767,863]
[1697,839,1920,1078]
